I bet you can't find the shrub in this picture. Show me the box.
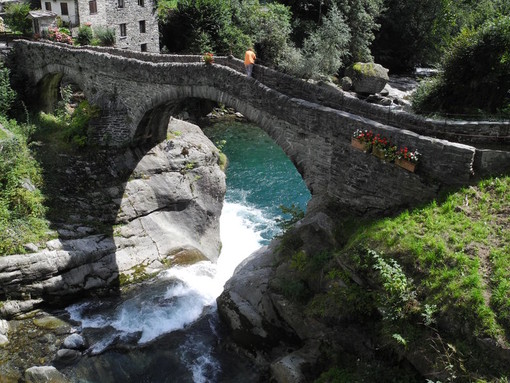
[413,16,510,116]
[94,26,116,47]
[76,24,93,46]
[0,118,49,255]
[3,2,31,35]
[0,63,16,116]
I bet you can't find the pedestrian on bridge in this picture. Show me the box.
[244,48,256,77]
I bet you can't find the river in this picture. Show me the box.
[60,119,311,382]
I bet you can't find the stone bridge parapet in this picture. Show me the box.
[9,40,510,215]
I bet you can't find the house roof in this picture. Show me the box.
[27,10,58,19]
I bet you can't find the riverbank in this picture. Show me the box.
[217,175,510,382]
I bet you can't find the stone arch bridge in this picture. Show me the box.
[10,40,510,215]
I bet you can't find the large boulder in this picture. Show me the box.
[345,62,389,94]
[0,118,225,318]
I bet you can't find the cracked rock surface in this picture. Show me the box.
[0,118,225,318]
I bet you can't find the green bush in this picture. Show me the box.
[0,63,16,116]
[76,25,93,46]
[3,2,31,35]
[94,26,116,47]
[0,118,49,255]
[413,16,510,116]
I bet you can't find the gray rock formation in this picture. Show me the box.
[24,366,68,383]
[62,333,86,350]
[0,118,225,317]
[217,212,339,381]
[345,62,389,94]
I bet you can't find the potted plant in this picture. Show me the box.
[395,147,420,172]
[351,129,373,152]
[371,134,391,160]
[203,52,214,65]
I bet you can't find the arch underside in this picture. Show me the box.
[134,90,315,194]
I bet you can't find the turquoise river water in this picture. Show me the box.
[60,120,311,382]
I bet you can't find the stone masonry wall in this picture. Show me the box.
[11,40,510,215]
[78,0,159,52]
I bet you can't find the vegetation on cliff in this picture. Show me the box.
[278,176,510,382]
[0,64,50,255]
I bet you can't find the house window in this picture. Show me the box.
[44,2,51,11]
[89,0,97,14]
[139,20,146,33]
[120,23,127,37]
[118,0,124,8]
[138,0,144,6]
[141,43,147,52]
[60,2,69,15]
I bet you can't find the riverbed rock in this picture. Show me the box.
[62,333,86,350]
[345,62,389,94]
[0,118,225,318]
[25,366,68,382]
[54,349,82,365]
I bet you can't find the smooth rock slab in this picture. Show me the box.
[24,366,68,383]
[62,333,86,350]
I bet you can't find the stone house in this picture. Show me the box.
[39,0,159,52]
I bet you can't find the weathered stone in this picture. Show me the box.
[0,318,9,335]
[24,243,39,253]
[341,76,352,91]
[24,366,68,383]
[0,118,225,318]
[0,333,8,346]
[62,333,86,350]
[345,62,389,94]
[54,349,82,365]
[269,343,321,383]
[33,316,70,332]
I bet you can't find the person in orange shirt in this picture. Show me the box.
[244,48,256,77]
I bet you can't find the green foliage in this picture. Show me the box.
[35,96,100,149]
[3,2,31,35]
[370,249,417,321]
[281,3,350,79]
[76,25,93,46]
[276,203,304,232]
[94,26,116,47]
[160,0,291,64]
[413,16,510,116]
[0,63,16,116]
[0,117,49,255]
[372,0,452,72]
[349,177,510,339]
[251,2,293,66]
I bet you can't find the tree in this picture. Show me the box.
[335,0,384,63]
[4,2,32,35]
[372,0,451,72]
[299,4,351,78]
[251,3,294,66]
[413,16,510,116]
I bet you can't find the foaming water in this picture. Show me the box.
[65,200,268,357]
[62,121,311,382]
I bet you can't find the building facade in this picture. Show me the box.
[39,0,159,52]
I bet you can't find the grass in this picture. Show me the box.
[275,176,510,382]
[347,177,510,340]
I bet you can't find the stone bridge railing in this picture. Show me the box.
[9,40,510,215]
[69,44,510,147]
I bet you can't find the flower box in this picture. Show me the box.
[395,158,417,172]
[351,138,371,152]
[372,146,386,159]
